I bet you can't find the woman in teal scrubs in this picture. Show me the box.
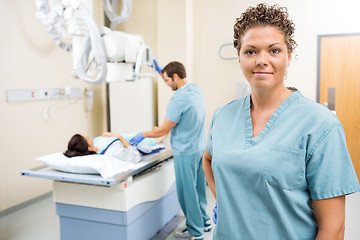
[203,3,360,239]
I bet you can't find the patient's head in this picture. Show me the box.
[64,134,97,158]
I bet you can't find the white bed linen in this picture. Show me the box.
[105,143,142,163]
[37,152,146,178]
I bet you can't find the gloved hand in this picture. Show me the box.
[213,202,217,224]
[153,59,163,74]
[129,132,145,146]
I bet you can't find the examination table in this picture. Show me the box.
[21,148,180,240]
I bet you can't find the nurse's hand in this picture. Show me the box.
[153,59,162,74]
[129,132,145,146]
[213,202,217,224]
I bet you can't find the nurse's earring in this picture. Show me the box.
[284,71,288,81]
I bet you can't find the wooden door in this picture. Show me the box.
[318,35,360,181]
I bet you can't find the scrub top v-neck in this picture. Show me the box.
[206,91,360,240]
[244,92,296,147]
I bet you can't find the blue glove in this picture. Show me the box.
[213,202,217,224]
[153,59,163,74]
[129,132,144,146]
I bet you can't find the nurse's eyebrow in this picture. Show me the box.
[243,43,281,48]
[268,43,281,47]
[242,42,282,50]
[243,45,256,48]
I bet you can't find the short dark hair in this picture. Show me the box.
[64,134,96,158]
[162,61,186,79]
[233,3,297,54]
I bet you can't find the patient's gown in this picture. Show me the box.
[93,137,141,163]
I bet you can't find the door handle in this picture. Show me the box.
[327,87,336,110]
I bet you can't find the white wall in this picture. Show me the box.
[0,0,106,212]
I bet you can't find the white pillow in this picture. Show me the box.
[37,152,146,179]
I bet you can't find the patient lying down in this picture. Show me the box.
[64,132,166,163]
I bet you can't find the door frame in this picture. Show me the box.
[316,32,360,102]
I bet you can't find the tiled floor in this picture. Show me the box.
[0,193,60,240]
[1,187,360,240]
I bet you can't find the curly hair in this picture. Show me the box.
[233,3,297,54]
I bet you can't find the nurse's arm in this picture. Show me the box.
[313,195,345,240]
[203,149,216,198]
[143,118,176,138]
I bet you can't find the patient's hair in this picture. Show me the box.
[233,3,297,54]
[64,134,96,158]
[162,61,186,79]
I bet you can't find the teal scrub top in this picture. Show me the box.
[166,83,206,155]
[206,91,360,239]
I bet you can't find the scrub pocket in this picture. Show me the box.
[263,145,306,191]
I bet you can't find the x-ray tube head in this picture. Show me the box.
[102,31,144,63]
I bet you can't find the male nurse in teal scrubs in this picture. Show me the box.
[130,61,210,240]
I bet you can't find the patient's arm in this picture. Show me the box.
[101,132,131,148]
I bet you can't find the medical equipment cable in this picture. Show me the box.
[40,88,82,123]
[75,5,108,85]
[35,0,152,85]
[35,0,72,51]
[102,0,132,29]
[35,0,108,85]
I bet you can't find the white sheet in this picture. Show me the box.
[37,152,146,178]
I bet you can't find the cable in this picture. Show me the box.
[102,0,132,28]
[35,0,72,51]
